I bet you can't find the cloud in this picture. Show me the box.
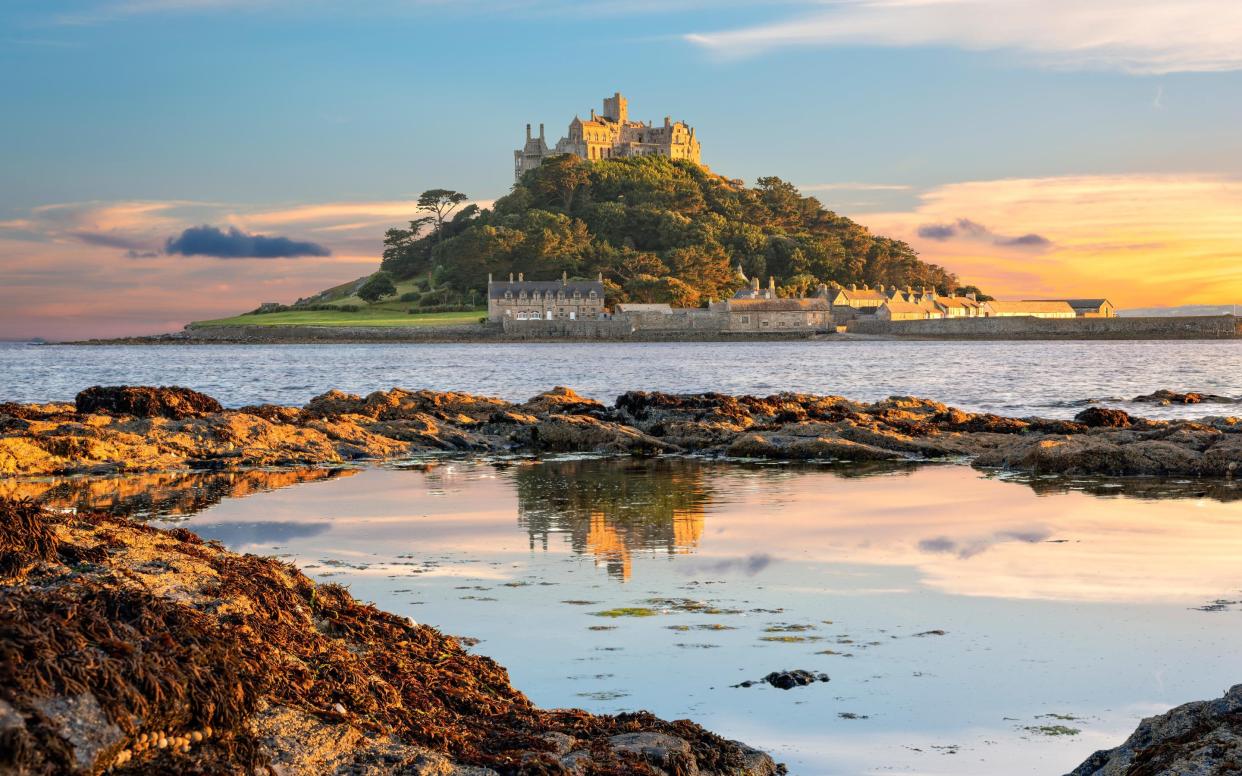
[686,0,1242,74]
[916,218,1051,249]
[677,553,775,576]
[67,230,157,252]
[164,225,331,258]
[860,173,1242,307]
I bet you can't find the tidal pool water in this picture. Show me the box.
[14,458,1242,775]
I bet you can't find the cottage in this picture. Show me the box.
[830,284,889,321]
[1025,298,1116,318]
[983,300,1076,319]
[487,272,605,322]
[877,299,944,321]
[933,294,984,318]
[711,297,832,331]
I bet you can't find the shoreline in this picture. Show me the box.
[3,385,1239,479]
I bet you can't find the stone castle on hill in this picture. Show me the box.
[515,92,701,180]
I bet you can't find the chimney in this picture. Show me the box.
[768,276,776,292]
[525,124,531,142]
[664,116,671,128]
[597,271,603,282]
[508,273,514,283]
[518,272,524,282]
[878,283,886,292]
[850,283,857,291]
[751,277,760,291]
[539,123,545,140]
[562,270,568,285]
[488,272,493,284]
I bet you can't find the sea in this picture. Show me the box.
[3,339,1242,775]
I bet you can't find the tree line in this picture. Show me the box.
[378,156,971,306]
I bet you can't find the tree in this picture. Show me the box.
[954,284,994,301]
[529,154,591,212]
[417,189,469,239]
[357,271,397,303]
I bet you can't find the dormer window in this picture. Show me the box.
[589,291,597,299]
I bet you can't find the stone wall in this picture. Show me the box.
[182,323,504,343]
[846,315,1241,340]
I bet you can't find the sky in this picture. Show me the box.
[1,0,1240,339]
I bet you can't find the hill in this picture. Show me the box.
[379,155,962,307]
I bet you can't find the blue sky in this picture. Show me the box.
[2,1,1241,338]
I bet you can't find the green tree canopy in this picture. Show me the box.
[357,271,397,303]
[376,156,975,305]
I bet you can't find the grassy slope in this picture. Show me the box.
[193,277,487,328]
[193,308,484,328]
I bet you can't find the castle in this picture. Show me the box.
[515,92,701,180]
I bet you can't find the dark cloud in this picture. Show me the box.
[165,225,331,259]
[919,527,1052,559]
[917,536,957,554]
[916,223,957,241]
[996,233,1053,248]
[915,218,1052,250]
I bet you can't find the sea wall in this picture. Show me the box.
[180,323,504,343]
[846,315,1241,340]
[500,317,826,341]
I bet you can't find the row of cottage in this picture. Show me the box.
[486,271,1113,333]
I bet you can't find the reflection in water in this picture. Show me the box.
[513,459,711,580]
[1,467,358,518]
[17,457,1242,775]
[1008,472,1242,502]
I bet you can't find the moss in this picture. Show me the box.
[592,607,658,618]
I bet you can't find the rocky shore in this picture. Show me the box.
[1,385,1239,478]
[1068,684,1242,775]
[0,499,781,775]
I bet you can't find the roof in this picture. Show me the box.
[882,300,938,314]
[833,288,888,302]
[987,300,1076,314]
[935,295,982,308]
[728,298,830,312]
[615,303,673,313]
[1027,298,1112,310]
[488,279,604,300]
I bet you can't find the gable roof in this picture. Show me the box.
[728,298,830,312]
[488,279,603,300]
[833,288,888,303]
[1027,298,1113,311]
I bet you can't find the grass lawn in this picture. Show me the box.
[192,308,486,328]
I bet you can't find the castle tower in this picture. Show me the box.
[602,91,628,123]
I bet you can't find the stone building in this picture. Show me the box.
[487,272,606,322]
[830,284,889,321]
[877,299,943,321]
[714,298,833,331]
[515,92,701,180]
[1026,298,1116,317]
[983,300,1076,318]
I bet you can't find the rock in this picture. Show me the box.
[1068,684,1242,775]
[1073,406,1133,428]
[75,385,222,419]
[31,693,124,773]
[519,386,605,416]
[609,732,698,775]
[1131,389,1238,405]
[736,670,830,690]
[517,414,675,455]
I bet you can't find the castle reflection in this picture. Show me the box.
[514,459,711,580]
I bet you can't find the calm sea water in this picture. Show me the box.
[11,459,1242,776]
[2,340,1241,419]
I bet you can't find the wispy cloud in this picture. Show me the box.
[686,0,1242,74]
[916,217,1052,250]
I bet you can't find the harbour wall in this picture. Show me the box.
[845,315,1241,340]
